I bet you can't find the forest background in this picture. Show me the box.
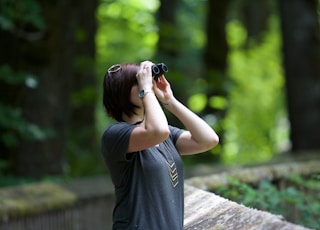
[0,0,319,183]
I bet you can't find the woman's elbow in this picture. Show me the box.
[212,134,220,148]
[149,126,170,142]
[212,134,219,146]
[205,133,219,150]
[159,127,170,140]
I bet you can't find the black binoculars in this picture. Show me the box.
[152,63,168,81]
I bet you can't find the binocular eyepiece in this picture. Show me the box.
[152,63,168,81]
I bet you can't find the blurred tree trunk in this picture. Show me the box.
[203,0,230,147]
[156,0,179,63]
[16,1,75,176]
[0,0,98,176]
[279,0,320,152]
[69,0,98,164]
[241,0,270,43]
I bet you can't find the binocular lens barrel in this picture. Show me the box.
[152,63,168,81]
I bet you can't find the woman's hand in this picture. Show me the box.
[136,61,154,91]
[153,75,174,105]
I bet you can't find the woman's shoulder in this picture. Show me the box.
[168,125,184,136]
[102,122,135,137]
[106,121,130,129]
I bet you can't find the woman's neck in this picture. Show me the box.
[122,113,144,125]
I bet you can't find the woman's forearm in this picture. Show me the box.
[164,97,219,146]
[143,92,170,136]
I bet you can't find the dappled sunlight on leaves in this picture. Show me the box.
[222,17,288,165]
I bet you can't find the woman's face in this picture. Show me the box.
[130,84,143,109]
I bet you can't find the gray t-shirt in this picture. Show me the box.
[101,122,184,230]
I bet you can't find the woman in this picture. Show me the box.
[101,60,219,229]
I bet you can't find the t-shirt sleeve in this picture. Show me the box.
[101,122,136,163]
[169,125,185,145]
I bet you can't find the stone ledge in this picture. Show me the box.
[184,184,310,230]
[185,160,320,191]
[0,183,76,220]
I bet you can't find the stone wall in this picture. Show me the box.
[1,159,319,230]
[0,176,115,230]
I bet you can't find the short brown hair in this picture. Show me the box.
[103,63,140,121]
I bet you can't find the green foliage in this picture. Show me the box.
[95,0,160,135]
[0,0,48,178]
[96,0,158,68]
[0,0,45,31]
[0,103,51,146]
[0,0,292,179]
[221,17,288,164]
[188,93,207,113]
[215,175,320,229]
[95,0,290,168]
[0,66,52,148]
[0,0,73,182]
[0,64,28,85]
[65,140,107,177]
